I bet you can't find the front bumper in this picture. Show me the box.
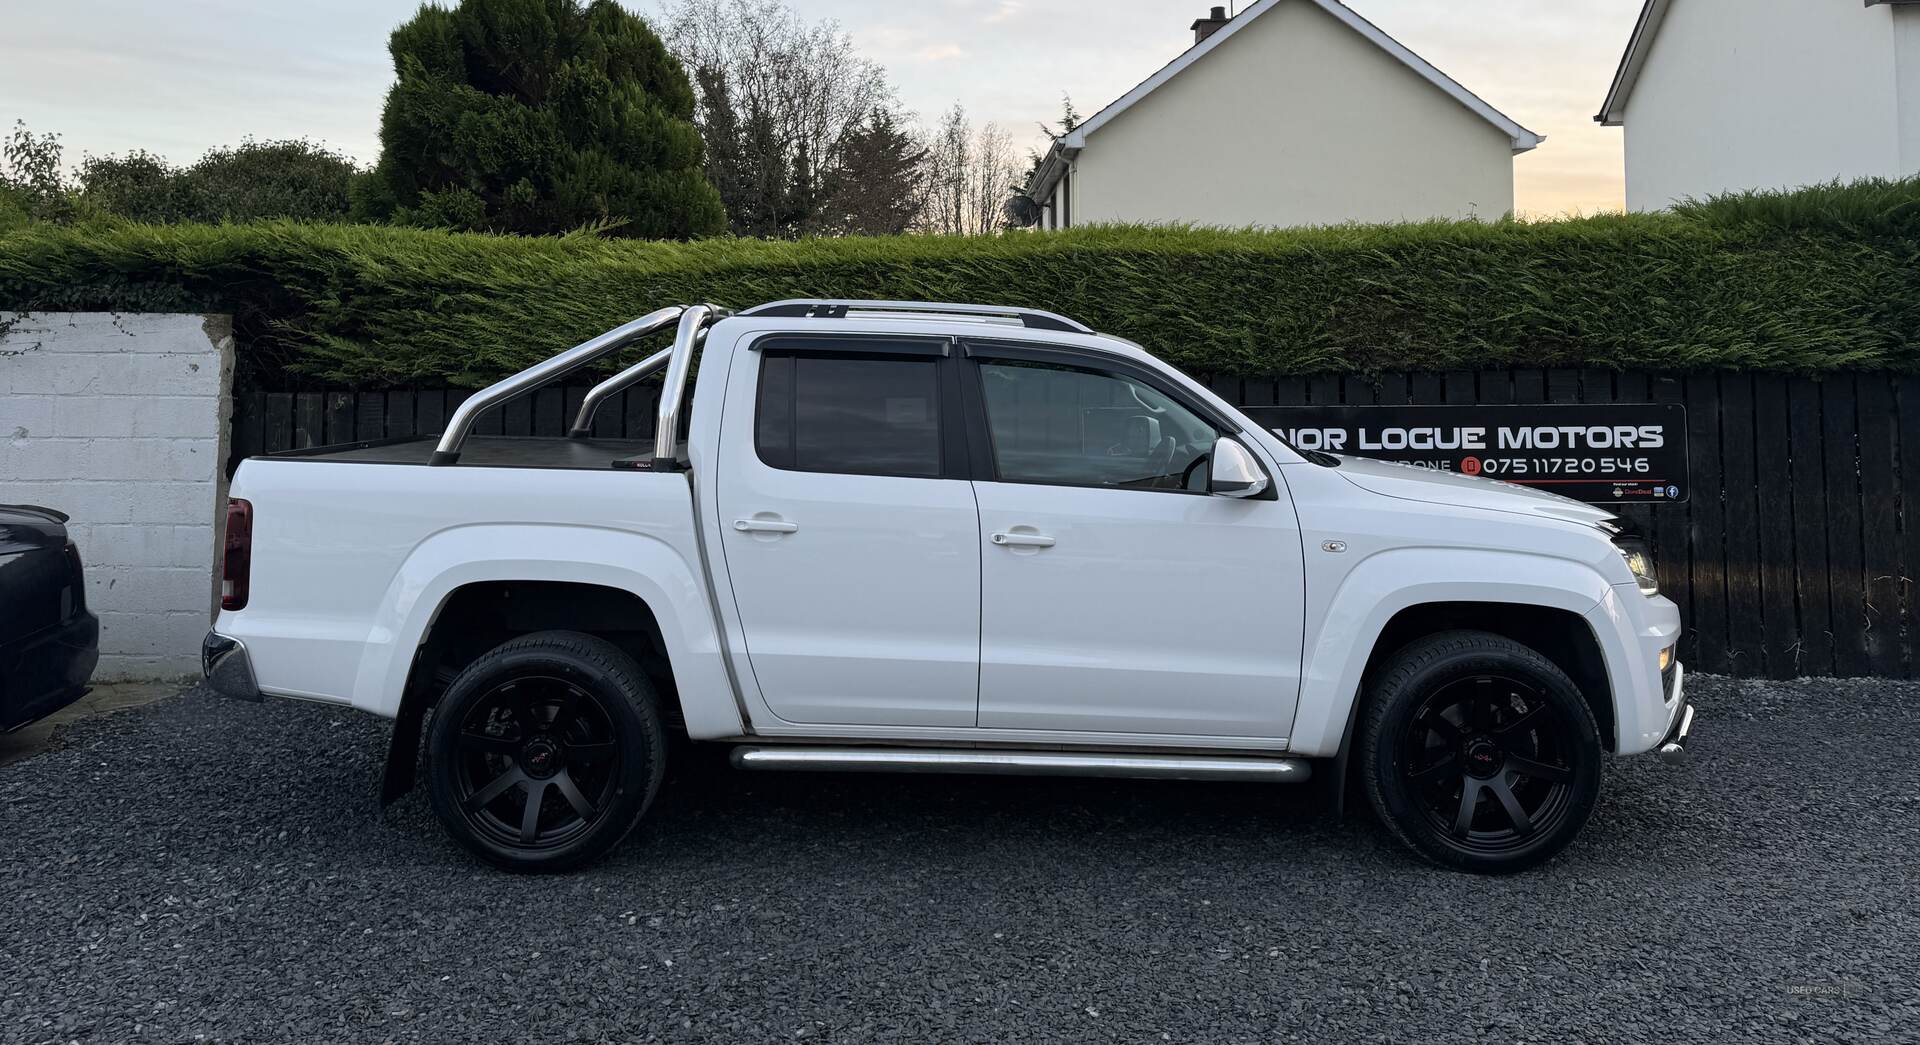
[202,631,263,702]
[1590,586,1688,755]
[1655,663,1694,764]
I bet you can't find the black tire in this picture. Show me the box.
[424,631,666,873]
[1360,630,1603,874]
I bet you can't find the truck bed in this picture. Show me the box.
[224,439,705,711]
[274,435,658,471]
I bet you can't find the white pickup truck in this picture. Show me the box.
[204,300,1693,875]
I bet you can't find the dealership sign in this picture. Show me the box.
[1241,404,1689,504]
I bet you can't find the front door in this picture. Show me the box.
[966,347,1305,738]
[716,335,980,727]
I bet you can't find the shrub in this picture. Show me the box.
[1,179,1917,387]
[74,151,187,223]
[1,121,74,224]
[368,0,725,239]
[78,139,360,224]
[183,140,359,222]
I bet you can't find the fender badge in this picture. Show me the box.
[1322,540,1347,553]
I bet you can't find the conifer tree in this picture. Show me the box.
[371,0,724,238]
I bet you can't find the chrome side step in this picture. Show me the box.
[729,746,1312,783]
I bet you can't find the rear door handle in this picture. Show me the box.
[990,531,1055,548]
[734,518,799,534]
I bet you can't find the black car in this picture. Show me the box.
[1,505,99,732]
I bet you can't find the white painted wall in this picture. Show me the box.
[1,313,233,679]
[1899,6,1920,173]
[1067,0,1518,227]
[1622,0,1916,211]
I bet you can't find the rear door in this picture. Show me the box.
[715,334,981,727]
[963,342,1305,738]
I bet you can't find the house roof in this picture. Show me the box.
[1026,0,1545,202]
[1594,0,1670,127]
[1600,1,1920,126]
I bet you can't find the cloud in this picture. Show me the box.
[918,44,968,61]
[985,0,1023,24]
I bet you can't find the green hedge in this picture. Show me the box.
[3,179,1918,386]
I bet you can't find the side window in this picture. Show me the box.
[755,352,942,478]
[978,359,1219,492]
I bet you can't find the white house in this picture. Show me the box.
[1597,0,1920,211]
[1021,0,1543,229]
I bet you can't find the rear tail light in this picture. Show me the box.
[63,541,86,615]
[222,498,252,610]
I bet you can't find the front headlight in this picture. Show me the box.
[1615,538,1658,596]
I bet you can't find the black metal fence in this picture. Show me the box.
[228,382,668,462]
[230,368,1919,681]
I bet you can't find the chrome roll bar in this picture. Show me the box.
[566,346,673,439]
[566,326,710,439]
[650,305,713,470]
[429,307,685,465]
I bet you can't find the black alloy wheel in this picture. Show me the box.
[424,632,665,872]
[1362,631,1603,874]
[1403,674,1578,850]
[454,676,619,850]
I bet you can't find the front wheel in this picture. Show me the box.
[424,631,666,872]
[1360,631,1603,874]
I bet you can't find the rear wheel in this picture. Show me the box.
[424,631,665,872]
[1361,631,1603,874]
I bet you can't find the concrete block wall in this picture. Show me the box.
[1,313,233,679]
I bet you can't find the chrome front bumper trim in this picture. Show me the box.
[201,631,263,702]
[1657,702,1695,765]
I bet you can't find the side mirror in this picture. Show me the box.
[1209,438,1269,499]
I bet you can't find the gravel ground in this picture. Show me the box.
[2,675,1916,1044]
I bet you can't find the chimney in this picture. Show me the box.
[1191,6,1230,44]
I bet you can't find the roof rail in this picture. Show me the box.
[740,299,1093,334]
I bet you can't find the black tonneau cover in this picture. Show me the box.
[270,435,658,471]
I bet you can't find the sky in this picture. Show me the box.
[1,0,1641,218]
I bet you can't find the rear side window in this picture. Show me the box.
[755,353,942,478]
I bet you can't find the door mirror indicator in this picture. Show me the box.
[1209,439,1269,499]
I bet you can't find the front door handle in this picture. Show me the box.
[990,531,1055,548]
[734,518,799,534]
